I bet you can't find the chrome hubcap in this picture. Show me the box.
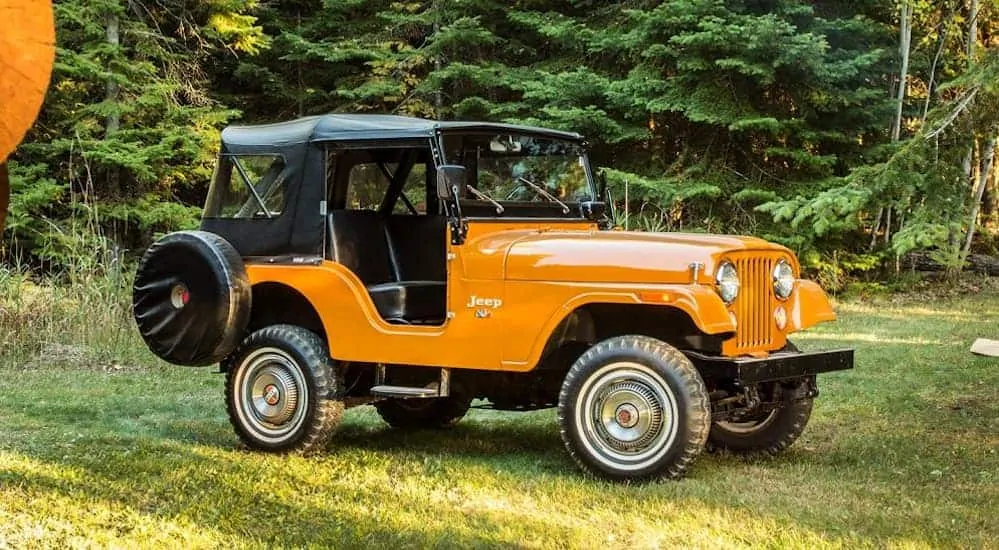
[169,283,189,309]
[598,381,663,451]
[576,362,679,472]
[615,403,639,428]
[263,384,280,406]
[234,348,308,443]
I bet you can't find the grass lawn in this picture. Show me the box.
[1,284,998,548]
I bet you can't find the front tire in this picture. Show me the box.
[558,335,711,481]
[224,325,343,453]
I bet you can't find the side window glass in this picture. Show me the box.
[346,163,391,210]
[205,155,287,218]
[347,161,429,214]
[393,163,427,215]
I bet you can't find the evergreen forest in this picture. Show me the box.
[11,0,999,287]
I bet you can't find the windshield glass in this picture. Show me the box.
[442,133,593,216]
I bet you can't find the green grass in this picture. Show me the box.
[1,275,998,548]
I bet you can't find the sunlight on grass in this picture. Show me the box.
[1,278,998,548]
[802,332,948,345]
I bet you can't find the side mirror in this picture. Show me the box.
[436,165,467,200]
[597,169,609,202]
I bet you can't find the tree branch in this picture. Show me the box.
[924,87,980,140]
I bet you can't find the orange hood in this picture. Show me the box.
[462,228,792,283]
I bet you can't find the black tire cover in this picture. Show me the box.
[133,231,251,366]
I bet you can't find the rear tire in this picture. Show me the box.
[375,396,471,429]
[708,342,813,456]
[558,335,711,481]
[708,394,813,456]
[224,325,343,453]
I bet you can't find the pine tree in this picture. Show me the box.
[9,0,266,264]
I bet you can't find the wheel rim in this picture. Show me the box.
[715,409,778,434]
[233,347,309,444]
[574,362,680,472]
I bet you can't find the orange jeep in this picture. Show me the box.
[133,114,853,481]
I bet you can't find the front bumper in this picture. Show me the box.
[685,348,854,385]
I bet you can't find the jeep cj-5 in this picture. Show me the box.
[133,114,853,481]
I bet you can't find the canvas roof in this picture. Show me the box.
[220,113,584,148]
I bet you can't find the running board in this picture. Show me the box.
[371,366,450,399]
[370,385,440,398]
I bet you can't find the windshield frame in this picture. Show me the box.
[436,130,597,220]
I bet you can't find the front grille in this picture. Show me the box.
[733,256,776,351]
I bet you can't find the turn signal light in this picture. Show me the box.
[774,306,788,330]
[638,292,672,304]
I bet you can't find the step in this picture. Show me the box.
[370,385,441,398]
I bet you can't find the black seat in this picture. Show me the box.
[327,210,446,324]
[367,281,446,323]
[385,215,447,281]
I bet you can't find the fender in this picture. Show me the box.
[502,283,736,370]
[787,280,837,331]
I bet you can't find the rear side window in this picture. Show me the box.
[205,155,287,218]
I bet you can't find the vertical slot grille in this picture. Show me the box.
[734,256,775,351]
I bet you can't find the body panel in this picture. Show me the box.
[503,230,789,284]
[501,280,736,368]
[245,221,838,371]
[245,261,738,371]
[787,280,837,330]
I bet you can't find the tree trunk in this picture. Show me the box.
[906,250,999,276]
[962,137,997,259]
[105,11,121,198]
[297,10,304,117]
[884,206,893,245]
[105,12,120,135]
[869,207,884,250]
[968,0,979,59]
[962,0,980,196]
[892,2,912,142]
[875,1,912,252]
[433,0,443,119]
[923,25,948,122]
[984,163,998,230]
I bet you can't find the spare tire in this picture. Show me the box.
[133,231,251,366]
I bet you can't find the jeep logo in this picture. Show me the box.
[466,295,503,309]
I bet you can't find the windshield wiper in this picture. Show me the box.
[518,177,570,214]
[468,186,505,214]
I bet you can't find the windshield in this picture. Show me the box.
[442,133,594,216]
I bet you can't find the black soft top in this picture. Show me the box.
[220,113,584,148]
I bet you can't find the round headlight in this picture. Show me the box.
[773,259,795,300]
[715,261,740,304]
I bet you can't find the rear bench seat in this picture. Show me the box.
[328,210,446,324]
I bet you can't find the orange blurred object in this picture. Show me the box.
[0,0,55,233]
[0,0,55,164]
